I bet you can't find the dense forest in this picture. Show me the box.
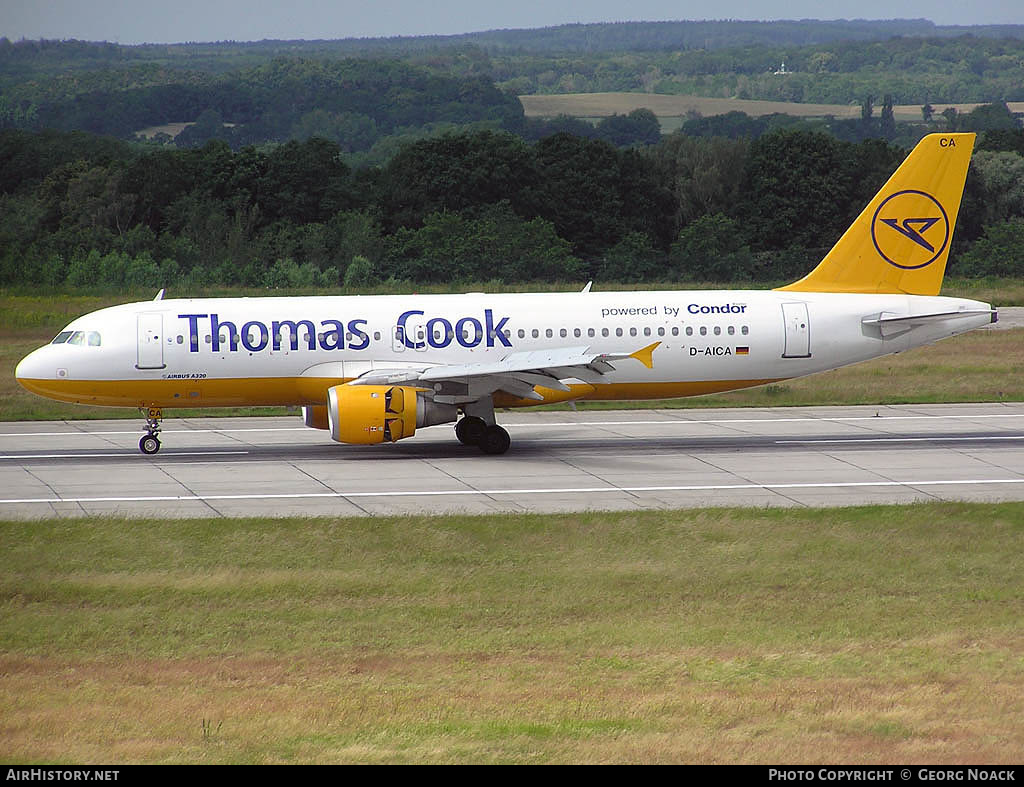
[1,20,1023,291]
[3,124,1023,290]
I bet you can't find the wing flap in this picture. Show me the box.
[345,342,661,404]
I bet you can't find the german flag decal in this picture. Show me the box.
[736,346,750,355]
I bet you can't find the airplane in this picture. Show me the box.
[16,132,996,456]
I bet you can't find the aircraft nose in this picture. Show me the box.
[15,346,51,387]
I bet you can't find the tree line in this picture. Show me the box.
[2,125,1024,291]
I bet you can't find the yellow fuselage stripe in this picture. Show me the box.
[18,376,785,409]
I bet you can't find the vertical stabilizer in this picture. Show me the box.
[777,133,975,296]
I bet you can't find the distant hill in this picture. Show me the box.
[3,19,1024,71]
[394,19,1024,53]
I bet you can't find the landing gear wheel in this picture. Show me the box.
[455,416,487,446]
[139,407,163,455]
[478,424,511,455]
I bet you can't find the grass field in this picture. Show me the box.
[519,93,1024,123]
[1,505,1021,763]
[3,281,1022,421]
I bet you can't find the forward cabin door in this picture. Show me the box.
[781,302,811,358]
[136,312,165,369]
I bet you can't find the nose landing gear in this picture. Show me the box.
[139,407,162,454]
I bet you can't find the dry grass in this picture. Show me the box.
[520,92,1024,122]
[2,654,1019,763]
[1,506,1021,763]
[676,325,1024,409]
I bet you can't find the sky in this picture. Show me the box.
[1,0,1023,44]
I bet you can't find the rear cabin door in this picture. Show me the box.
[781,302,811,358]
[136,312,166,369]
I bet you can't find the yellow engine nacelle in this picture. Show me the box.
[325,385,457,445]
[302,405,330,430]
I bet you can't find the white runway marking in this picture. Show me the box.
[2,412,1024,439]
[3,478,1023,506]
[778,436,1024,444]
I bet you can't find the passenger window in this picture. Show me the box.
[205,334,212,344]
[588,328,595,337]
[518,329,526,338]
[51,331,73,344]
[685,327,692,336]
[601,328,609,337]
[615,328,623,337]
[657,327,665,337]
[177,335,184,344]
[672,327,679,337]
[574,328,581,338]
[373,332,381,341]
[545,329,553,338]
[629,327,637,337]
[532,329,539,338]
[728,326,735,335]
[700,327,707,336]
[559,328,567,338]
[644,327,651,337]
[742,326,749,335]
[714,326,721,336]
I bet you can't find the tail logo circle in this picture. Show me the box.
[871,190,950,270]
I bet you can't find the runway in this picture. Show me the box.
[2,403,1024,518]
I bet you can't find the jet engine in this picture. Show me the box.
[322,385,457,444]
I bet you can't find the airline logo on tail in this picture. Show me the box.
[871,189,950,270]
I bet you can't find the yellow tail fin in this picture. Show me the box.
[777,133,975,296]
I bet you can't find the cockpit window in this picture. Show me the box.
[56,330,101,347]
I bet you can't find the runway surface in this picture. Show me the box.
[3,403,1024,518]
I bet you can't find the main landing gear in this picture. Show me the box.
[455,415,511,455]
[139,407,162,455]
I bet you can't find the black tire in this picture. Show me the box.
[139,435,161,455]
[455,416,487,446]
[478,425,511,455]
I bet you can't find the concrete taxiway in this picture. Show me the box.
[2,403,1024,518]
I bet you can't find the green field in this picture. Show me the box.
[1,506,1021,763]
[3,280,1023,420]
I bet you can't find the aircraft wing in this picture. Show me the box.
[347,342,660,403]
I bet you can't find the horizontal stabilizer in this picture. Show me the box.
[862,308,996,337]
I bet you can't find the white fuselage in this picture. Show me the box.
[16,289,994,410]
